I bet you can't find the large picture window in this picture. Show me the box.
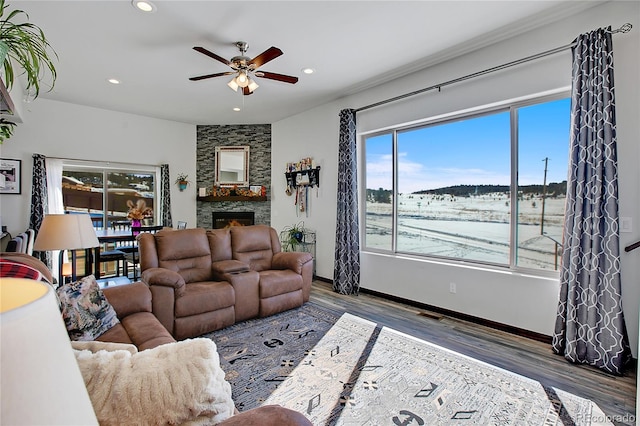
[363,95,570,272]
[62,161,158,229]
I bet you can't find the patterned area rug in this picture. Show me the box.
[205,303,611,425]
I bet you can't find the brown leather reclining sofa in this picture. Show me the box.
[0,251,313,426]
[138,225,314,340]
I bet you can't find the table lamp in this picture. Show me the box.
[0,278,98,425]
[33,214,99,282]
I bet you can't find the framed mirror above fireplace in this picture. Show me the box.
[215,146,250,187]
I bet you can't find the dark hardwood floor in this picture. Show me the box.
[309,280,637,425]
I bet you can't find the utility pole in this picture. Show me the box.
[541,157,549,235]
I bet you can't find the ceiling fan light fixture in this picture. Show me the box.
[247,79,259,93]
[236,71,249,87]
[190,41,298,95]
[227,77,239,91]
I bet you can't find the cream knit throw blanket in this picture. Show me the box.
[74,338,235,425]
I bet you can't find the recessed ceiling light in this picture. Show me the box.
[233,107,241,112]
[107,78,120,85]
[132,0,156,13]
[301,68,315,75]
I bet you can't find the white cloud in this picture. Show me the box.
[365,153,511,194]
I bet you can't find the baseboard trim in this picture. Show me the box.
[313,276,552,344]
[314,275,332,284]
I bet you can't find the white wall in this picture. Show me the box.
[0,98,196,235]
[271,101,340,280]
[272,1,640,355]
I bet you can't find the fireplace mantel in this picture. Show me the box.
[197,195,267,202]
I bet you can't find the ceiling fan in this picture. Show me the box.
[189,41,298,95]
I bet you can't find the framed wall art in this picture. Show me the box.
[0,158,22,194]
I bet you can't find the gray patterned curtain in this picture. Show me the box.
[29,154,49,264]
[160,164,172,227]
[333,109,360,295]
[552,27,630,375]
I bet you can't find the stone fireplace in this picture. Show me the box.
[196,124,271,228]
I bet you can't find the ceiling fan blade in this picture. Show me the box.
[189,71,233,81]
[243,86,253,96]
[256,71,299,84]
[193,46,230,66]
[249,46,283,69]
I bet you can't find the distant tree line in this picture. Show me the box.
[367,181,567,203]
[367,188,393,203]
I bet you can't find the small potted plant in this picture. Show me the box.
[0,0,58,99]
[175,173,190,192]
[281,221,305,251]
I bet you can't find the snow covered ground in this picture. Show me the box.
[365,193,565,271]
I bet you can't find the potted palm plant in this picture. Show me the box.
[0,0,57,99]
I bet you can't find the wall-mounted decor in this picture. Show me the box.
[284,157,320,216]
[174,173,190,191]
[0,158,21,194]
[215,146,249,187]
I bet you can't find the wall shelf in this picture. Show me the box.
[285,166,321,189]
[197,195,267,202]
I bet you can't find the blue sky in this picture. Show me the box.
[365,98,570,194]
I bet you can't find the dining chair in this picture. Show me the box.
[124,225,164,280]
[97,248,127,278]
[95,221,132,278]
[110,220,136,253]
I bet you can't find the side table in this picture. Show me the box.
[97,276,132,289]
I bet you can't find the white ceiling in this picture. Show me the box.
[15,1,599,125]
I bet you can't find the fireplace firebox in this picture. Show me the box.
[212,211,255,229]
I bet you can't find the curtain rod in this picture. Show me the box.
[355,23,633,113]
[42,154,159,169]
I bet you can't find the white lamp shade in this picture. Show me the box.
[247,79,259,92]
[227,77,239,91]
[1,279,98,425]
[33,214,99,251]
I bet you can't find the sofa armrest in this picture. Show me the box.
[102,281,152,317]
[217,405,312,426]
[141,268,186,297]
[272,252,313,274]
[211,260,250,281]
[0,252,54,284]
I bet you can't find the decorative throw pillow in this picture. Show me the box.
[56,275,120,341]
[73,338,235,425]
